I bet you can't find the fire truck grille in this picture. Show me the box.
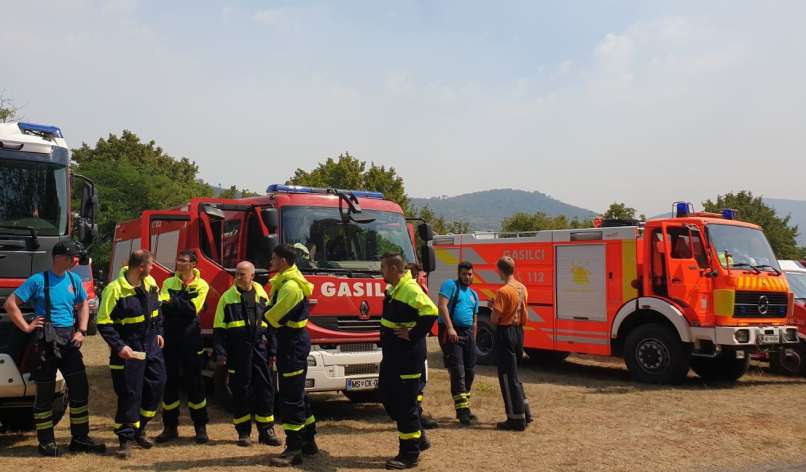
[733,291,788,318]
[344,363,380,376]
[338,343,378,353]
[310,316,381,333]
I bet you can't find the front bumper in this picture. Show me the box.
[305,346,383,392]
[0,353,66,400]
[690,325,799,347]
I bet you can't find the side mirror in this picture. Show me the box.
[77,220,98,247]
[261,208,279,234]
[254,235,279,270]
[418,223,434,242]
[201,204,225,221]
[420,246,436,273]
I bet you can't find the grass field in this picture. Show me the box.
[3,335,806,471]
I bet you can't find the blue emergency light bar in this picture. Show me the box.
[266,184,385,199]
[674,201,694,218]
[18,122,63,138]
[722,208,738,220]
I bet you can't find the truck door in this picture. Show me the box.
[663,223,712,314]
[140,210,191,284]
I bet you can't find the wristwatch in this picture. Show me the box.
[79,329,87,336]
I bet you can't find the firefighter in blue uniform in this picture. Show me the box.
[4,241,106,457]
[155,250,211,444]
[264,244,318,467]
[213,260,282,447]
[97,250,166,459]
[379,252,438,470]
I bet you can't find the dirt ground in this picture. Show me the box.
[3,336,806,472]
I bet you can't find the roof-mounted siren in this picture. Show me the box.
[18,122,63,139]
[265,184,384,199]
[673,201,694,218]
[721,208,738,220]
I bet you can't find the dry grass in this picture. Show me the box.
[3,336,806,471]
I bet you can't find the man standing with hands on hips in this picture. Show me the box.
[97,250,166,459]
[4,241,106,457]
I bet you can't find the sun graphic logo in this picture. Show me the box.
[571,264,591,286]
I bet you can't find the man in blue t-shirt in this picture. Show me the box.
[3,241,106,457]
[437,261,480,425]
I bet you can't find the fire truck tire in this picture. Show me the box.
[344,390,382,403]
[691,354,749,382]
[475,317,497,366]
[624,323,690,385]
[769,344,806,376]
[525,349,570,365]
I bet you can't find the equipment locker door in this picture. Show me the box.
[555,244,607,322]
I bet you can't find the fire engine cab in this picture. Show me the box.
[110,184,434,401]
[429,203,798,384]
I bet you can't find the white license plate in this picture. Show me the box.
[761,334,780,344]
[346,377,378,391]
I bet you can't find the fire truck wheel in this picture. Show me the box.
[624,323,690,385]
[769,344,806,376]
[525,349,570,365]
[691,354,750,382]
[475,317,497,365]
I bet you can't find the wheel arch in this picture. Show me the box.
[611,297,691,356]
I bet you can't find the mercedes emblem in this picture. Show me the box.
[757,295,769,315]
[359,300,370,320]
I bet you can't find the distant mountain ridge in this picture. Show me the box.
[411,188,596,231]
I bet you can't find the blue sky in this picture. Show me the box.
[4,1,806,216]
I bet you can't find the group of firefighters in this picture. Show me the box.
[4,240,532,469]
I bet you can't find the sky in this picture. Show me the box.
[3,0,806,216]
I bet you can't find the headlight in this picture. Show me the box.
[307,355,316,366]
[734,329,750,343]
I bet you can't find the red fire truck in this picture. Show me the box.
[429,203,798,384]
[109,184,434,401]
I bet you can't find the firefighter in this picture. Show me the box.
[437,261,480,426]
[97,250,167,459]
[213,261,282,448]
[3,241,106,457]
[380,253,438,470]
[490,256,531,432]
[264,244,318,467]
[405,262,438,430]
[155,250,211,444]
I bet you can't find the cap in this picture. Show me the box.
[292,242,310,256]
[52,240,83,257]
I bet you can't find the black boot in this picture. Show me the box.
[155,426,179,444]
[420,415,439,430]
[385,455,418,469]
[237,434,252,447]
[302,439,320,456]
[116,440,132,460]
[134,429,153,449]
[194,424,209,444]
[495,419,526,432]
[258,427,282,447]
[69,436,107,454]
[457,409,478,426]
[270,448,303,467]
[38,442,62,457]
[419,431,431,452]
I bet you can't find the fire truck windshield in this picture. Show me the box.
[785,271,806,300]
[0,159,68,236]
[707,224,780,272]
[281,205,415,272]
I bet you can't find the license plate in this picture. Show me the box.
[761,334,780,344]
[346,377,378,391]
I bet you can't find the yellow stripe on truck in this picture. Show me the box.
[621,239,637,302]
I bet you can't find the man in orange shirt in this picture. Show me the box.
[490,256,530,431]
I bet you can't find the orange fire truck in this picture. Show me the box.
[109,185,434,401]
[429,203,798,384]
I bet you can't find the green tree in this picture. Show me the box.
[702,191,805,259]
[288,152,410,213]
[0,94,20,123]
[72,130,213,269]
[413,205,471,234]
[501,212,591,232]
[219,185,260,199]
[603,202,637,220]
